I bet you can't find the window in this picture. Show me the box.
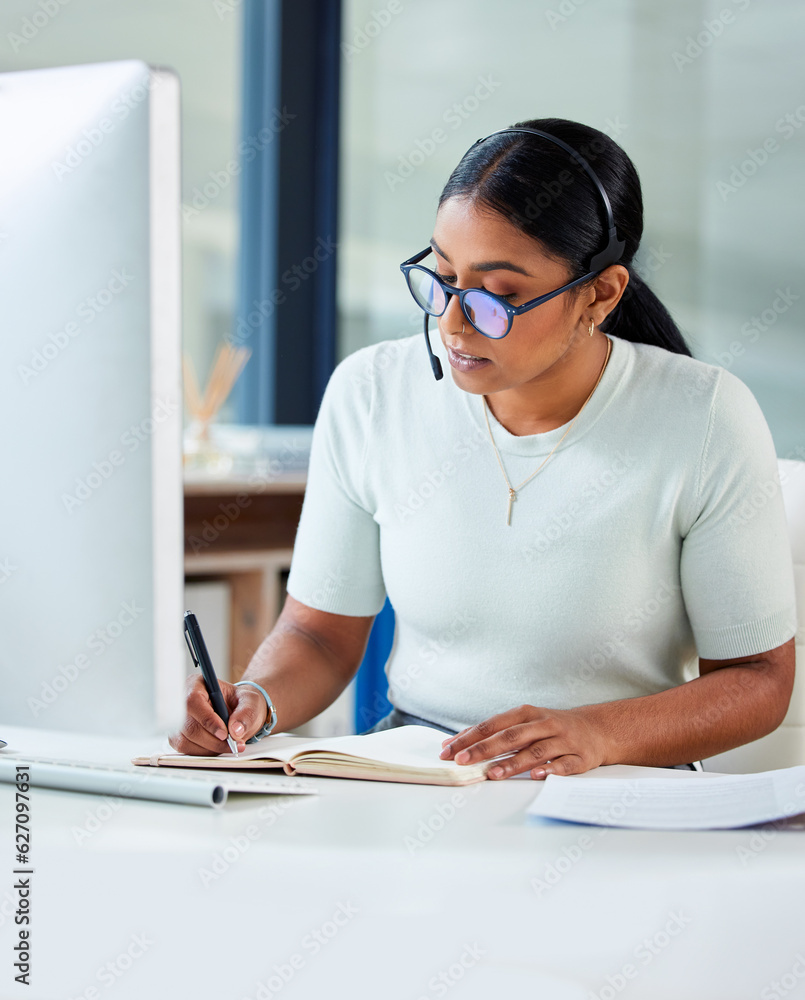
[338,0,805,454]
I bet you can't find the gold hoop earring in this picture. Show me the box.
[588,318,595,337]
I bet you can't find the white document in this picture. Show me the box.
[527,765,805,830]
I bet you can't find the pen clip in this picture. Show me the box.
[183,626,200,669]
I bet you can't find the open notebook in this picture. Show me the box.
[132,725,510,786]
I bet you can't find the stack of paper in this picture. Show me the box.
[527,765,805,830]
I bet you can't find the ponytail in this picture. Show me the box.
[602,271,692,356]
[439,117,692,357]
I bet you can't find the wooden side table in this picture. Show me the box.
[183,472,356,736]
[183,474,306,679]
[184,548,295,681]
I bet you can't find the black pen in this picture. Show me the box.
[183,610,239,756]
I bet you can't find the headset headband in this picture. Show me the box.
[472,127,626,271]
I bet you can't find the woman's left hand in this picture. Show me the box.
[438,704,611,779]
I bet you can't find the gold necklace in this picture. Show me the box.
[483,336,612,526]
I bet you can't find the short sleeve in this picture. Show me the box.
[285,349,386,616]
[680,369,797,659]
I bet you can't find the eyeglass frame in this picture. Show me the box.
[400,246,606,340]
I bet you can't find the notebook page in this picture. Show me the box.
[205,727,454,766]
[290,725,474,769]
[149,725,510,771]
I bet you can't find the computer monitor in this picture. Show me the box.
[0,59,185,737]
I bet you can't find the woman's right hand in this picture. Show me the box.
[168,674,269,755]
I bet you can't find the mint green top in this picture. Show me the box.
[287,333,797,733]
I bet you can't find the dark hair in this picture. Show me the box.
[438,117,691,356]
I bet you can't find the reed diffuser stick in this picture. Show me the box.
[183,343,251,438]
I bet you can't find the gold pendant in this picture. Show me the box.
[506,488,516,526]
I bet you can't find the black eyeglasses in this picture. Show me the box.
[400,247,601,340]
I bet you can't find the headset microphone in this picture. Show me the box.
[423,313,443,380]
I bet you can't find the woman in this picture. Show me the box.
[171,118,796,780]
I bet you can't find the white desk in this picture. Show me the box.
[1,725,804,1000]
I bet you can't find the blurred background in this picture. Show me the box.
[3,0,802,733]
[3,0,802,438]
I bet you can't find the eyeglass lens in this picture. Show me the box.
[462,290,508,339]
[406,268,509,339]
[408,268,446,315]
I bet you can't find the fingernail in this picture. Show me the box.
[439,747,451,758]
[232,722,244,737]
[215,728,227,740]
[532,769,547,780]
[489,766,504,778]
[455,750,469,763]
